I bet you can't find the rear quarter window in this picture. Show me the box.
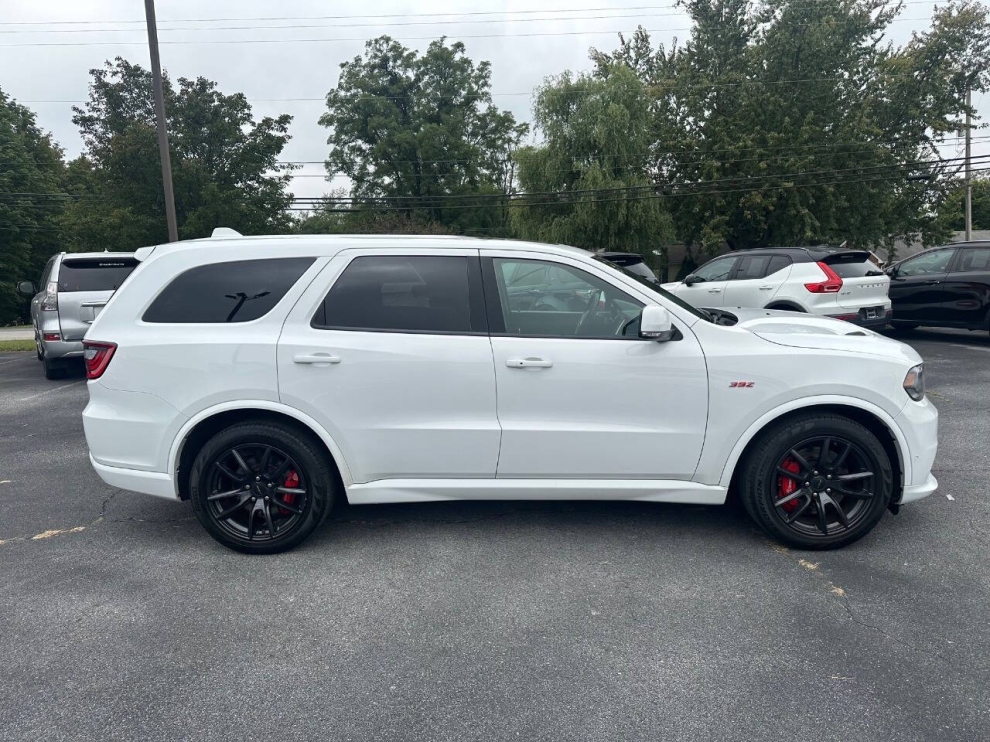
[143,258,315,323]
[57,258,137,292]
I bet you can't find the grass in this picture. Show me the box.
[0,339,36,352]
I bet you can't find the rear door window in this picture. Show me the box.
[953,248,990,273]
[57,258,138,292]
[312,255,486,334]
[143,258,315,323]
[732,256,771,281]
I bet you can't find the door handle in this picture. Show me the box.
[708,288,722,293]
[758,285,773,290]
[506,358,553,369]
[923,280,942,285]
[293,353,341,365]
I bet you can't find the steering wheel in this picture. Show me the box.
[573,291,602,335]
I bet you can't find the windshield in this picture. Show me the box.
[593,255,711,322]
[58,258,137,292]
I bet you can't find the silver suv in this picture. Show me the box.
[18,252,137,379]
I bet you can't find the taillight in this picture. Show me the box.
[82,341,117,380]
[42,332,61,342]
[40,281,58,311]
[804,262,843,293]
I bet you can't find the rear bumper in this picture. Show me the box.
[826,307,893,329]
[89,455,179,500]
[41,338,84,360]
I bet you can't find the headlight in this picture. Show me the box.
[903,364,925,401]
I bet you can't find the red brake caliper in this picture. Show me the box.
[278,470,300,516]
[777,458,801,513]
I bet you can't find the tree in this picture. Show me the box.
[512,65,673,254]
[0,88,64,324]
[65,57,295,249]
[591,0,990,254]
[936,175,990,232]
[319,36,528,234]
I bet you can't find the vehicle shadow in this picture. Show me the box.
[306,498,760,551]
[882,326,989,346]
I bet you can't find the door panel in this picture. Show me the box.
[490,335,708,479]
[888,248,955,323]
[940,248,990,326]
[724,255,791,308]
[278,250,500,483]
[484,253,708,480]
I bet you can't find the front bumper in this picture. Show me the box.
[892,397,939,505]
[901,473,938,504]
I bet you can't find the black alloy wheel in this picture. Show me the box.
[741,414,893,550]
[189,422,335,554]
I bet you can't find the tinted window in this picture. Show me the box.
[493,258,643,338]
[767,255,791,275]
[822,254,885,278]
[694,256,736,282]
[314,256,484,333]
[57,258,137,292]
[733,256,771,280]
[898,249,954,277]
[955,248,990,273]
[622,261,660,284]
[144,258,314,323]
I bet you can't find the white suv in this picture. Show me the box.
[663,247,891,327]
[82,233,937,554]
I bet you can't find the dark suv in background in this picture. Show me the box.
[887,241,990,337]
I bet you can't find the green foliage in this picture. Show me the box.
[512,65,673,254]
[320,36,527,234]
[0,87,64,324]
[591,0,990,254]
[66,57,296,249]
[936,175,990,232]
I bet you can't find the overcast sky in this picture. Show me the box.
[0,0,986,202]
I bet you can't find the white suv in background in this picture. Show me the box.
[81,232,937,554]
[663,247,891,327]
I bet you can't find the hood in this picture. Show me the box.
[725,308,922,364]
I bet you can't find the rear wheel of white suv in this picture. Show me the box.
[740,413,893,550]
[189,422,336,554]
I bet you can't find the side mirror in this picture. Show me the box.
[683,274,703,286]
[885,265,899,278]
[639,305,676,341]
[17,281,35,296]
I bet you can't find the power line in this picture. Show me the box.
[286,165,990,213]
[0,17,934,47]
[0,11,695,35]
[10,70,952,107]
[1,1,937,27]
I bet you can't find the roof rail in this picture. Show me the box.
[211,227,242,238]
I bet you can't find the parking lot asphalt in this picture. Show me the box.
[1,328,989,742]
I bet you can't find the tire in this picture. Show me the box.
[43,353,68,380]
[189,422,336,554]
[740,413,893,550]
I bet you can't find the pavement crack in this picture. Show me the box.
[97,490,118,522]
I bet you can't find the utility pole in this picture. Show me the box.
[144,0,178,242]
[965,85,973,241]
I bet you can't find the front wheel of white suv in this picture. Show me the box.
[189,422,336,554]
[740,413,894,550]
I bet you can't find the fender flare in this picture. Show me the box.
[717,395,911,488]
[167,400,354,493]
